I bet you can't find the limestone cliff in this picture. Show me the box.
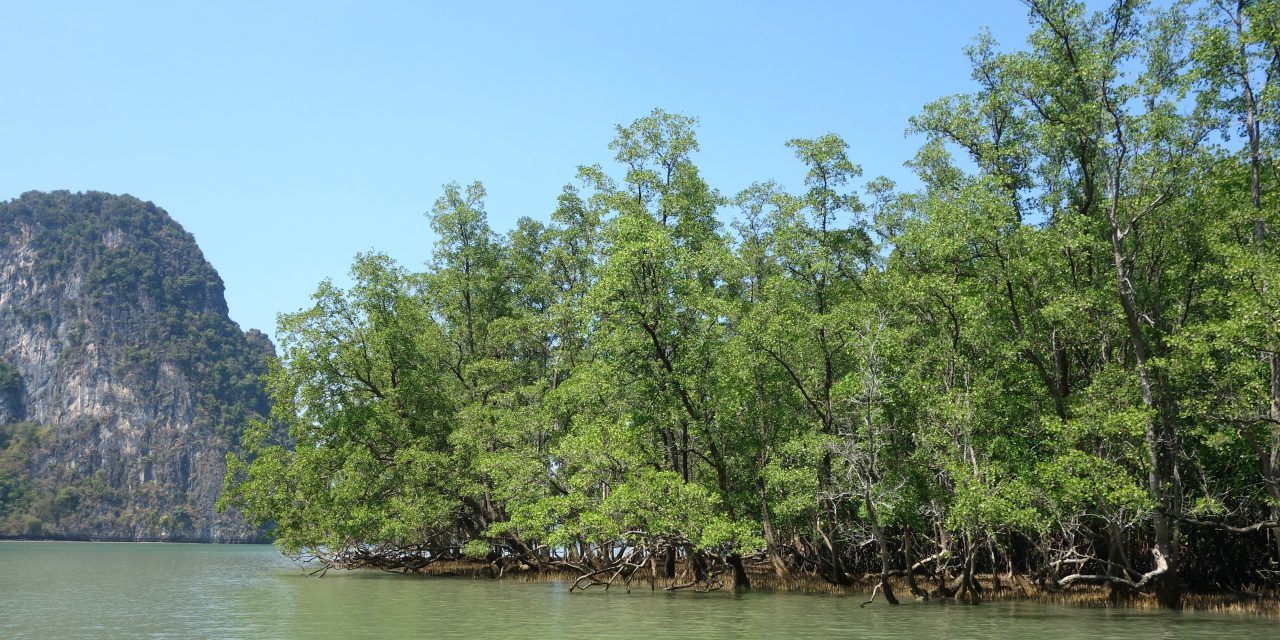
[0,190,273,541]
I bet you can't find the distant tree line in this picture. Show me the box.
[222,0,1280,608]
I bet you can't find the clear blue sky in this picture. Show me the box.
[0,1,1036,344]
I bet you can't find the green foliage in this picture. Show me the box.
[0,191,273,445]
[0,361,20,396]
[0,422,128,537]
[0,190,275,539]
[225,2,1280,595]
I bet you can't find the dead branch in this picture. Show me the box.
[1180,518,1280,534]
[860,581,883,608]
[1057,547,1168,590]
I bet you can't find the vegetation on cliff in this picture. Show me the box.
[223,0,1280,607]
[0,191,273,540]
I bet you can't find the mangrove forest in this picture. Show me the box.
[221,0,1280,610]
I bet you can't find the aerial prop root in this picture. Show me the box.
[1056,547,1168,591]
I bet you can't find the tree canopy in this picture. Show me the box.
[223,0,1280,607]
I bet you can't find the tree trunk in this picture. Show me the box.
[1233,0,1279,569]
[987,539,1002,592]
[1270,350,1280,562]
[1109,214,1182,609]
[759,478,790,577]
[689,547,709,583]
[864,487,898,604]
[1104,519,1133,603]
[903,528,929,599]
[817,448,850,586]
[817,519,851,586]
[960,534,980,603]
[935,523,951,593]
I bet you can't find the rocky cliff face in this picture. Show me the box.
[0,191,273,541]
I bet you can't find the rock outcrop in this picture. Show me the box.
[0,191,272,541]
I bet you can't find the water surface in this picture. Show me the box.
[0,541,1270,639]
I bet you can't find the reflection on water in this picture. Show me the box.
[0,541,1271,639]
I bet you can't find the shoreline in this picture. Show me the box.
[0,535,270,544]
[6,538,1275,617]
[337,558,1280,618]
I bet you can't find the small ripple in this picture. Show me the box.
[1,543,1275,640]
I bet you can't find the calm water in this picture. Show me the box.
[0,541,1273,639]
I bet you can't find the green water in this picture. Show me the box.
[0,541,1272,639]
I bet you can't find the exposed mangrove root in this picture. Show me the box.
[1058,548,1168,591]
[860,582,883,608]
[280,522,1280,619]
